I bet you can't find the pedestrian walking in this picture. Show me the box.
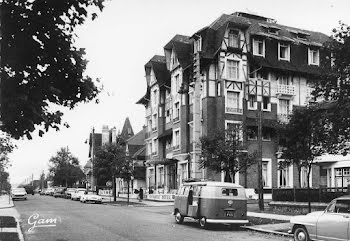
[139,187,143,202]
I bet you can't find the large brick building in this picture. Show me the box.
[137,12,330,193]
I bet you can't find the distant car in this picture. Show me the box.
[11,188,27,200]
[71,188,86,201]
[64,188,76,199]
[53,187,66,198]
[80,191,102,204]
[46,188,55,196]
[23,186,35,195]
[39,189,46,195]
[290,195,350,241]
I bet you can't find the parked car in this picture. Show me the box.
[80,191,102,204]
[290,195,350,241]
[39,189,46,195]
[64,188,76,199]
[11,188,27,200]
[46,188,55,196]
[71,188,86,201]
[173,181,248,229]
[53,187,67,198]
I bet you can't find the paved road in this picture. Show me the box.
[14,195,289,241]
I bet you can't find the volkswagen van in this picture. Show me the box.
[173,181,248,228]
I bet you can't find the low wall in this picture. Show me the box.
[269,201,328,215]
[146,194,175,201]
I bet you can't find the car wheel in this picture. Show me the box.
[174,211,184,224]
[199,217,207,229]
[294,226,309,241]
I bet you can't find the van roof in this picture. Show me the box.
[182,181,243,188]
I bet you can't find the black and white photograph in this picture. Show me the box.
[1,0,350,240]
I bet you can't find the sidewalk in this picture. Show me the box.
[0,195,24,241]
[0,194,14,209]
[102,196,174,207]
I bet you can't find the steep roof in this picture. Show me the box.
[145,55,170,87]
[120,117,134,140]
[195,12,330,60]
[126,129,145,146]
[164,34,194,69]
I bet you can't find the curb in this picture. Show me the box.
[242,226,292,237]
[0,204,14,209]
[16,218,25,241]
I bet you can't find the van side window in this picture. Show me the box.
[222,188,238,196]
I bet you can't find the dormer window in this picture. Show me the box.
[278,43,290,61]
[228,29,239,48]
[308,48,319,66]
[253,39,265,57]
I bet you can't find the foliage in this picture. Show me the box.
[0,133,16,170]
[93,143,130,186]
[48,147,85,187]
[313,22,350,155]
[278,106,329,183]
[0,170,11,192]
[199,129,257,183]
[1,0,105,139]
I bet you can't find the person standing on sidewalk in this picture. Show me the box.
[139,188,143,202]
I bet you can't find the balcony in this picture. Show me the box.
[277,84,295,96]
[225,107,243,114]
[173,117,180,123]
[173,145,180,151]
[152,127,158,132]
[152,152,158,156]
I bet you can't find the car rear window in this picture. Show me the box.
[222,188,238,196]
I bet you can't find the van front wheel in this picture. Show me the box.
[199,217,207,229]
[175,212,184,224]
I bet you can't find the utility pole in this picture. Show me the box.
[257,100,264,211]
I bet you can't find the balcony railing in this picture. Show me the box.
[277,84,295,96]
[173,117,180,123]
[152,127,158,132]
[152,152,158,156]
[173,145,180,151]
[225,107,243,114]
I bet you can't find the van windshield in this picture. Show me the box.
[222,188,238,196]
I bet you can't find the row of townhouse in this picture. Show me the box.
[136,11,340,194]
[84,118,146,193]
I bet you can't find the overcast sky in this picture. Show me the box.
[7,0,350,185]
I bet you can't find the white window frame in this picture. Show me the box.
[152,138,158,156]
[228,29,239,48]
[278,43,290,61]
[277,160,293,188]
[173,128,180,150]
[253,39,265,57]
[226,60,239,80]
[300,166,312,188]
[262,158,272,188]
[173,102,180,122]
[225,90,241,114]
[308,48,319,66]
[247,94,257,110]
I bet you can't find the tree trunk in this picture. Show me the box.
[298,166,302,188]
[307,165,312,213]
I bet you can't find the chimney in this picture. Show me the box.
[111,127,117,144]
[102,125,109,145]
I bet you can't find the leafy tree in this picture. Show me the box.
[313,22,350,155]
[1,0,105,139]
[93,143,126,186]
[0,133,15,170]
[278,105,330,212]
[49,147,85,187]
[94,142,134,203]
[199,129,257,183]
